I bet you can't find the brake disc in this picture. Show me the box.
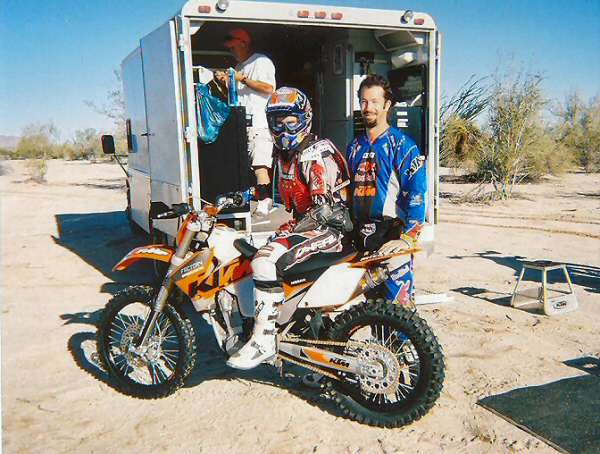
[356,343,401,395]
[119,324,143,366]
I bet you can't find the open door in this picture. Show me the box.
[141,19,187,237]
[122,48,151,232]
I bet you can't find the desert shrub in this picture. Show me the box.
[440,76,489,167]
[471,71,570,199]
[26,158,47,183]
[14,133,53,159]
[525,126,570,178]
[56,143,76,160]
[69,128,102,160]
[13,123,59,159]
[555,93,600,172]
[441,115,485,171]
[0,147,13,159]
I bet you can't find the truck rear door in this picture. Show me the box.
[140,19,187,236]
[122,48,151,232]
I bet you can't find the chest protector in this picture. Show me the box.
[277,137,350,217]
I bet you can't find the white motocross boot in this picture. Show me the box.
[226,290,281,370]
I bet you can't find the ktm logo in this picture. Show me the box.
[354,186,376,197]
[330,357,350,368]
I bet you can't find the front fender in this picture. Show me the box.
[113,245,175,272]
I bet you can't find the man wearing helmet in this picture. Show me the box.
[227,87,352,370]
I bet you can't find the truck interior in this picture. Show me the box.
[188,21,431,218]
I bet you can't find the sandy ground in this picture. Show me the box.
[1,159,599,453]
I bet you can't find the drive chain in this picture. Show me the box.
[276,352,339,381]
[280,336,361,349]
[277,337,367,381]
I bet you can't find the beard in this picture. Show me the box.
[363,117,377,128]
[362,111,378,129]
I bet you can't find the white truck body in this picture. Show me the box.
[121,0,441,242]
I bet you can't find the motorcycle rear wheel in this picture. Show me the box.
[325,300,444,427]
[96,285,196,399]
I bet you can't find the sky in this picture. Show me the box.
[1,0,599,139]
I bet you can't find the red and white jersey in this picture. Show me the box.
[277,137,350,217]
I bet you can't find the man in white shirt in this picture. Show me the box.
[215,28,276,216]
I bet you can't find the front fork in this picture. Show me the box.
[136,226,197,347]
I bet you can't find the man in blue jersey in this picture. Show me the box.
[301,74,428,389]
[347,74,427,306]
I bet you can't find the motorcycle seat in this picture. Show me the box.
[281,244,357,284]
[233,238,258,259]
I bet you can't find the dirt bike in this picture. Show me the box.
[96,194,445,427]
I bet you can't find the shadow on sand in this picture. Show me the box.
[450,250,600,296]
[53,210,154,294]
[478,356,600,453]
[62,306,342,419]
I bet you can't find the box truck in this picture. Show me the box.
[114,0,441,244]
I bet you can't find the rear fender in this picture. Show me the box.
[113,245,175,272]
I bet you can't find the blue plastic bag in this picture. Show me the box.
[196,83,231,144]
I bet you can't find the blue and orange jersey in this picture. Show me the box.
[346,127,427,238]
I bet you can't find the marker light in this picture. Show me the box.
[198,5,212,13]
[314,11,327,19]
[401,10,414,24]
[331,12,343,20]
[297,10,309,18]
[215,0,229,12]
[414,18,425,25]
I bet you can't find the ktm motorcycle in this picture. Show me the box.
[96,195,445,427]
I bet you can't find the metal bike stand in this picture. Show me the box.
[510,260,578,315]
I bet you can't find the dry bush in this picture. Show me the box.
[440,76,489,167]
[555,93,600,172]
[442,71,574,200]
[26,158,47,183]
[62,128,102,160]
[525,125,570,178]
[441,116,485,171]
[472,72,570,199]
[14,122,61,159]
[15,133,54,159]
[58,143,77,160]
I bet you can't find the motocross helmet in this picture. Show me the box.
[266,87,312,152]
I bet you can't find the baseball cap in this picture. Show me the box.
[224,28,251,47]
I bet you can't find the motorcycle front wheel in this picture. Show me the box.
[325,300,445,428]
[96,285,196,399]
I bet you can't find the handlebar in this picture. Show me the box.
[154,203,191,220]
[151,191,247,220]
